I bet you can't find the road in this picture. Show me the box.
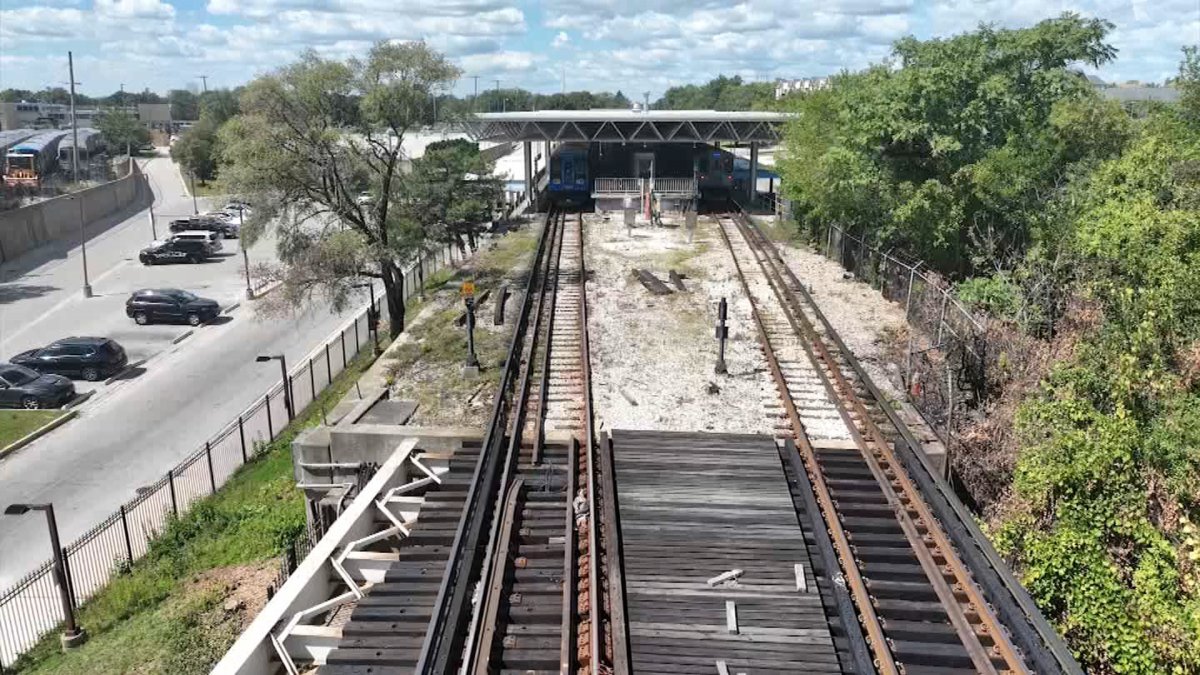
[0,153,360,587]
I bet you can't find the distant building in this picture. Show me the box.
[775,77,830,99]
[1078,73,1182,105]
[0,102,172,131]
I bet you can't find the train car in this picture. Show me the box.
[58,128,104,163]
[0,129,36,156]
[695,146,735,198]
[547,142,590,204]
[4,130,67,187]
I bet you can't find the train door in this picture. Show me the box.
[633,152,654,179]
[561,151,579,187]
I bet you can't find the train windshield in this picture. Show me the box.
[5,154,34,172]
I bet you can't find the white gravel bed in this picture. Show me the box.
[759,217,908,401]
[585,212,776,436]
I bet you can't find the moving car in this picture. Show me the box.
[126,289,220,326]
[0,363,75,409]
[139,238,214,265]
[11,337,128,382]
[170,230,223,252]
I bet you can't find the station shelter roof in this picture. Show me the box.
[462,110,793,144]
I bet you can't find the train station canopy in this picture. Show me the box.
[462,110,793,144]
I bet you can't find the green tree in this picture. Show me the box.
[170,117,219,182]
[218,41,461,338]
[404,139,503,256]
[96,110,150,155]
[199,89,240,126]
[168,89,200,120]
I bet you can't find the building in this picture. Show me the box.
[0,102,172,132]
[775,76,830,99]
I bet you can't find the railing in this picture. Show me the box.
[652,177,697,195]
[592,177,642,195]
[0,241,468,668]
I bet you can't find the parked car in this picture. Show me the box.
[222,202,251,216]
[0,363,75,409]
[139,238,214,265]
[126,289,221,326]
[169,217,238,239]
[170,230,223,252]
[11,337,128,382]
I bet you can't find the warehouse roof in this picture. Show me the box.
[463,109,792,143]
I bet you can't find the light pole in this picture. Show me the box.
[239,209,252,299]
[67,195,93,298]
[257,354,293,420]
[189,171,199,215]
[145,174,157,241]
[352,282,380,354]
[4,504,87,650]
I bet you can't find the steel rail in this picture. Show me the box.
[461,208,565,672]
[415,206,559,675]
[576,212,604,675]
[712,215,899,673]
[471,479,526,675]
[560,437,581,672]
[739,209,1081,674]
[729,213,1008,673]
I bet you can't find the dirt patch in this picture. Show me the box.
[585,212,776,435]
[185,560,278,623]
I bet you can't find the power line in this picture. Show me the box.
[197,75,208,93]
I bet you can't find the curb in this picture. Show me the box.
[0,410,78,459]
[105,358,147,385]
[172,330,194,345]
[65,390,96,409]
[223,301,240,314]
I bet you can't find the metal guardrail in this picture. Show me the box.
[0,241,466,668]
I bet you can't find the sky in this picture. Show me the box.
[0,0,1198,99]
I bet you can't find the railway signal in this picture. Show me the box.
[715,297,729,374]
[463,281,479,372]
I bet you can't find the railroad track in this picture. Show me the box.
[420,208,611,675]
[715,209,1081,675]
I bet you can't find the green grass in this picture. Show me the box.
[0,410,67,449]
[12,346,380,675]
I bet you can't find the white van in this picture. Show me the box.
[169,230,222,252]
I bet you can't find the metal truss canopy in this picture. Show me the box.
[463,110,792,144]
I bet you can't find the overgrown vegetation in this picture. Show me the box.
[11,346,380,674]
[778,16,1200,673]
[384,225,538,426]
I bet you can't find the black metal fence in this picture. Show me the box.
[0,241,467,668]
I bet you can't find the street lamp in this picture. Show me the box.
[188,170,199,215]
[4,503,87,650]
[256,355,293,420]
[351,282,380,355]
[239,209,252,299]
[66,195,92,298]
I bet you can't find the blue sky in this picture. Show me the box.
[0,0,1197,99]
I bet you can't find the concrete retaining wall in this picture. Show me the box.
[0,162,144,264]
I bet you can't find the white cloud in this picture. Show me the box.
[95,0,175,19]
[552,31,570,48]
[459,50,538,75]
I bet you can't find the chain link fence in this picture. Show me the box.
[0,240,467,668]
[812,222,989,474]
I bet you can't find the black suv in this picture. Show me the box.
[0,363,75,409]
[11,337,128,382]
[126,289,220,326]
[139,238,214,265]
[169,217,238,239]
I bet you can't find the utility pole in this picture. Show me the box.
[562,65,566,94]
[643,91,650,111]
[197,75,208,93]
[471,75,479,112]
[494,79,501,112]
[68,52,80,186]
